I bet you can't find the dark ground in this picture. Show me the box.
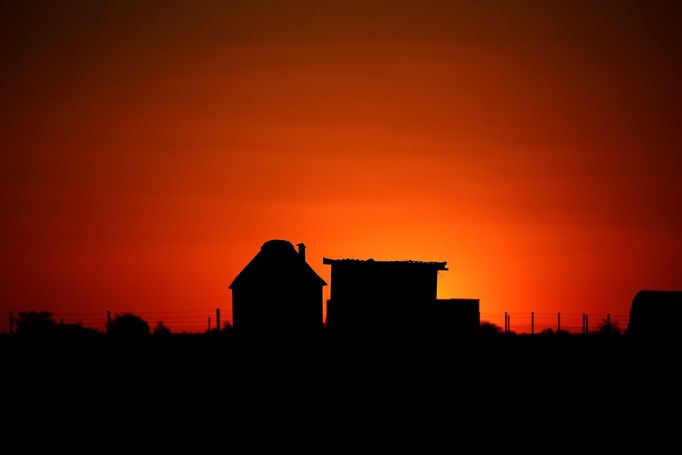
[2,333,680,446]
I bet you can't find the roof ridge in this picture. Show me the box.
[322,257,447,270]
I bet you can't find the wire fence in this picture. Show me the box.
[481,312,629,334]
[2,308,630,335]
[1,309,230,334]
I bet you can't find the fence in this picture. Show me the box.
[481,311,629,334]
[2,308,231,334]
[2,309,629,335]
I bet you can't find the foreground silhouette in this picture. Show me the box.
[3,288,682,439]
[2,322,678,436]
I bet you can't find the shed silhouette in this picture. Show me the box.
[628,290,682,337]
[323,258,448,338]
[230,240,326,336]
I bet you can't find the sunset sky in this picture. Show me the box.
[2,1,681,332]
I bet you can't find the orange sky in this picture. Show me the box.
[1,1,681,332]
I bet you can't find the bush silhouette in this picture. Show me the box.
[60,322,99,336]
[15,311,58,335]
[597,318,621,336]
[108,313,150,336]
[480,321,502,336]
[153,321,171,336]
[220,321,235,335]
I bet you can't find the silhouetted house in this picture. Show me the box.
[230,240,326,337]
[324,258,478,339]
[628,290,682,337]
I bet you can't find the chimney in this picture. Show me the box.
[297,243,306,262]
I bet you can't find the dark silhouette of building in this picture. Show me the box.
[323,257,475,338]
[230,240,326,337]
[628,290,682,337]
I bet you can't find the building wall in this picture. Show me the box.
[327,262,439,338]
[233,280,323,336]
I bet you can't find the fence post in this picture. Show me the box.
[504,312,508,333]
[585,314,589,334]
[557,312,561,332]
[531,312,534,335]
[208,316,211,331]
[9,312,13,335]
[216,308,221,333]
[582,313,585,335]
[106,310,111,334]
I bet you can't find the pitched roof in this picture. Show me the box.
[322,257,448,271]
[230,240,327,289]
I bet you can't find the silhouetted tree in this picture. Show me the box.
[479,321,502,336]
[60,322,100,336]
[153,321,171,336]
[14,311,58,335]
[220,321,235,336]
[597,318,621,336]
[108,313,150,336]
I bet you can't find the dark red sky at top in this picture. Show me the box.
[1,1,681,331]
